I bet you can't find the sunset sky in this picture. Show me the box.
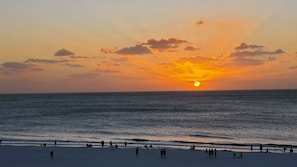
[1,0,297,93]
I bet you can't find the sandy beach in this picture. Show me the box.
[0,145,296,167]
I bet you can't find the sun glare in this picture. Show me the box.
[194,81,200,88]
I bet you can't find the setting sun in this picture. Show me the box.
[194,81,201,87]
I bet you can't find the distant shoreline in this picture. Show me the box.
[1,88,297,95]
[1,137,296,153]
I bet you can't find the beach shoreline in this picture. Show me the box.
[0,144,296,167]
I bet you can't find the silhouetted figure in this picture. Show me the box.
[266,148,269,153]
[161,148,166,159]
[87,144,92,148]
[290,148,293,153]
[284,147,286,152]
[149,144,153,148]
[144,144,148,149]
[110,141,112,148]
[214,149,217,158]
[233,153,236,158]
[124,141,127,148]
[209,149,214,158]
[205,148,208,153]
[251,144,253,151]
[136,147,139,157]
[50,151,53,160]
[0,139,2,144]
[260,144,263,152]
[101,140,104,148]
[115,144,118,148]
[54,140,57,146]
[239,153,243,158]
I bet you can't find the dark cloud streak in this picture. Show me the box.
[0,62,43,74]
[143,38,187,51]
[230,49,285,57]
[115,45,152,55]
[235,42,264,50]
[25,58,68,64]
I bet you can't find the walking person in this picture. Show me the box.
[50,151,53,160]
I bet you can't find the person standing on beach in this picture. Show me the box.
[50,151,53,160]
[110,141,113,148]
[101,140,104,148]
[136,147,139,158]
[161,149,164,159]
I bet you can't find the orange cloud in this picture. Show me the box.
[196,20,204,25]
[101,48,117,54]
[184,46,199,51]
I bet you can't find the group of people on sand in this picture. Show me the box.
[255,144,294,153]
[45,139,295,160]
[205,148,217,158]
[233,152,243,159]
[99,140,127,149]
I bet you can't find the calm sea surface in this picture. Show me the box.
[0,90,296,152]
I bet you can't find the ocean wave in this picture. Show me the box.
[190,134,233,140]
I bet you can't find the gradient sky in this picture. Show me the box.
[1,0,297,93]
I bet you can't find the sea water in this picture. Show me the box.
[0,90,296,152]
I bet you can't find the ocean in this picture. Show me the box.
[0,90,296,152]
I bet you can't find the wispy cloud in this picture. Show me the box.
[0,62,43,75]
[94,69,120,74]
[64,63,84,68]
[289,66,297,70]
[229,42,285,67]
[101,48,117,54]
[230,49,285,57]
[25,58,84,68]
[25,58,68,64]
[177,56,214,64]
[69,72,98,79]
[69,69,120,79]
[196,20,204,25]
[235,42,263,50]
[69,56,89,59]
[231,57,264,66]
